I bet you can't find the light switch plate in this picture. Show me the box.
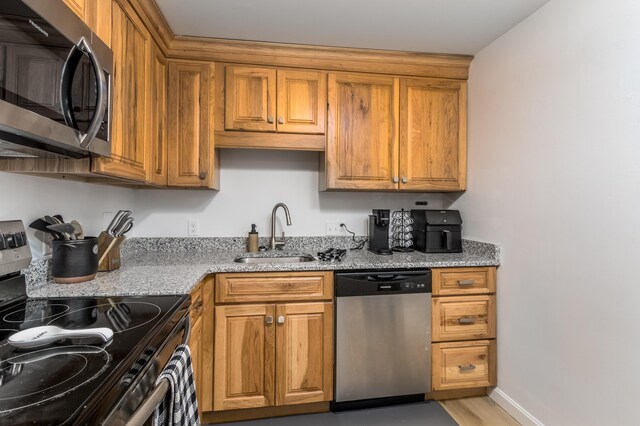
[325,221,344,236]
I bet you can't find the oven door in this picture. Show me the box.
[0,0,112,158]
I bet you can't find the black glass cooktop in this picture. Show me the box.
[0,294,189,425]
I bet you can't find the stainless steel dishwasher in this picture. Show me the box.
[332,269,432,411]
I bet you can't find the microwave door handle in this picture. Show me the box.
[443,229,452,250]
[76,37,108,149]
[60,43,83,131]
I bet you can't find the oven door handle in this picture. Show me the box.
[60,37,108,150]
[124,316,191,426]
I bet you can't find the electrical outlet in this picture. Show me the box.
[187,220,199,236]
[325,221,344,236]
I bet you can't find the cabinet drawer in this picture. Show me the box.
[216,272,333,303]
[432,295,495,342]
[432,267,496,296]
[432,340,496,391]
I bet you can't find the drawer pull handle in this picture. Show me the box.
[458,364,476,371]
[266,316,274,325]
[191,300,203,313]
[277,315,285,324]
[457,279,475,286]
[458,317,476,325]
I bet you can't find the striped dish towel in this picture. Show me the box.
[152,344,200,426]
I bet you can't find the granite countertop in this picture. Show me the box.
[25,237,500,298]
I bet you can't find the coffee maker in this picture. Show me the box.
[368,209,392,255]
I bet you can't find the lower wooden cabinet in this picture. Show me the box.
[189,275,214,414]
[213,301,333,411]
[432,340,496,391]
[431,267,497,393]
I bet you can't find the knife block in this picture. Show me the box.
[97,232,126,272]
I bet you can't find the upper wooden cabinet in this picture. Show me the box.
[322,73,467,192]
[63,0,85,19]
[167,61,218,188]
[225,66,276,132]
[324,73,399,190]
[148,43,168,186]
[399,78,467,191]
[92,0,150,182]
[84,0,112,47]
[217,65,327,151]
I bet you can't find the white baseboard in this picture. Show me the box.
[489,387,545,426]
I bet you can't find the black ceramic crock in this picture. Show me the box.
[52,237,99,284]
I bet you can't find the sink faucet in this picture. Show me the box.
[270,203,292,250]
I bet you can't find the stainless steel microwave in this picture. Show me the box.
[0,0,112,158]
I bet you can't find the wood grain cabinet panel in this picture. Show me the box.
[214,304,276,411]
[148,43,168,186]
[225,66,276,132]
[432,295,496,342]
[83,0,112,47]
[275,303,333,406]
[399,78,467,191]
[432,267,496,296]
[92,1,150,182]
[167,61,218,188]
[276,70,326,134]
[325,73,399,190]
[216,272,333,304]
[432,340,496,391]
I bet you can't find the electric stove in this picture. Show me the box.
[0,221,190,425]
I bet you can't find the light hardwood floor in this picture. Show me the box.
[440,396,521,426]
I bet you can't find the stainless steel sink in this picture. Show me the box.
[233,254,316,264]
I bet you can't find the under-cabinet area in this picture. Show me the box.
[185,266,497,423]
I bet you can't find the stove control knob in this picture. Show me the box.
[14,232,27,247]
[6,234,16,248]
[0,234,6,250]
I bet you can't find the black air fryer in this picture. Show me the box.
[411,210,463,253]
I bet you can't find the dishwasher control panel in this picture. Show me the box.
[336,270,432,297]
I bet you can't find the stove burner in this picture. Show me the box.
[48,302,162,334]
[0,345,110,414]
[2,303,70,324]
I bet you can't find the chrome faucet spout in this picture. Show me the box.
[270,203,292,250]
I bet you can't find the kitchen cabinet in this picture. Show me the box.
[399,78,466,191]
[190,275,214,413]
[167,60,218,188]
[324,73,399,190]
[431,267,497,392]
[91,0,150,182]
[84,0,112,48]
[212,272,333,412]
[216,65,327,150]
[323,73,467,192]
[148,43,168,186]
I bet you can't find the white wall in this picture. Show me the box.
[132,149,444,237]
[452,0,640,424]
[0,173,135,257]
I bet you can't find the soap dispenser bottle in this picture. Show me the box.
[248,224,259,253]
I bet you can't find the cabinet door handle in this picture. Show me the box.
[277,315,285,324]
[198,172,207,180]
[457,279,475,286]
[401,176,408,184]
[266,316,274,325]
[458,364,476,371]
[277,116,284,124]
[392,176,399,183]
[267,116,274,123]
[458,317,476,325]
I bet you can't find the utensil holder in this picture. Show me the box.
[97,232,126,272]
[52,237,99,284]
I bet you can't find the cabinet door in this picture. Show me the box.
[325,73,399,190]
[148,44,167,186]
[167,61,217,188]
[92,1,149,182]
[276,70,326,134]
[63,0,85,19]
[275,302,333,406]
[189,315,203,411]
[214,305,275,411]
[225,66,276,132]
[84,0,112,48]
[399,78,466,191]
